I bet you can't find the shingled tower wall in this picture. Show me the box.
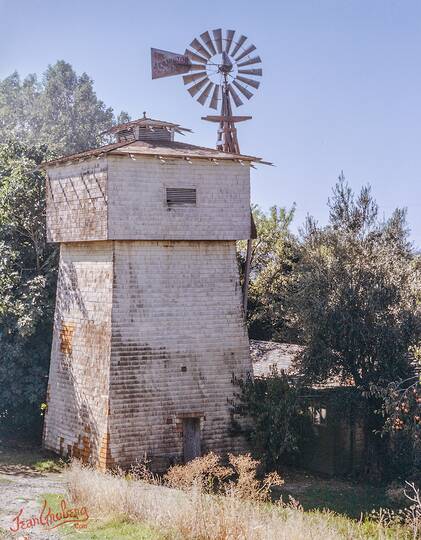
[42,118,254,470]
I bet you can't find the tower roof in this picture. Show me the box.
[41,114,271,168]
[103,114,192,137]
[41,138,267,168]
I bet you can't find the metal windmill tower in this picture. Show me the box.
[151,28,262,154]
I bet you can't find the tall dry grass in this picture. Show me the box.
[65,454,418,540]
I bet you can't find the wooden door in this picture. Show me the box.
[183,418,201,462]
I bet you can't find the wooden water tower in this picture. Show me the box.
[42,29,266,470]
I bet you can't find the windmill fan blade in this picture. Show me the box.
[236,75,260,89]
[190,38,211,60]
[209,85,220,109]
[238,68,262,76]
[230,35,247,57]
[187,77,209,97]
[235,44,257,62]
[212,29,223,53]
[197,81,214,105]
[185,48,208,65]
[200,31,217,56]
[189,64,208,71]
[232,79,254,100]
[183,72,207,85]
[227,84,243,107]
[225,30,235,54]
[237,55,262,68]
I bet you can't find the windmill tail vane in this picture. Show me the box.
[151,28,262,154]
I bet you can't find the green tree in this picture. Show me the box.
[0,62,129,435]
[238,205,299,342]
[0,141,57,434]
[0,72,42,143]
[0,61,128,155]
[232,369,311,471]
[290,176,420,388]
[286,175,421,476]
[371,345,421,476]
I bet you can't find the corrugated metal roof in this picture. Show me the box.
[250,340,353,388]
[42,139,263,168]
[250,340,303,377]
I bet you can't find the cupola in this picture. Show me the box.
[104,112,192,143]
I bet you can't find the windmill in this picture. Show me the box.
[151,29,262,154]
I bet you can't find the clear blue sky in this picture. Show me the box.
[1,0,420,245]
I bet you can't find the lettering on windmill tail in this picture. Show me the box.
[151,48,191,78]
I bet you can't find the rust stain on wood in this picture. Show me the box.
[98,432,114,471]
[60,322,75,355]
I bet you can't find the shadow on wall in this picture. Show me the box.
[44,256,110,467]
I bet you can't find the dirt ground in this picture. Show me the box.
[0,440,65,539]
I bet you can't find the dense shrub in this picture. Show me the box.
[231,369,312,471]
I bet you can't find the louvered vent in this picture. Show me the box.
[166,188,196,207]
[116,129,136,142]
[136,128,172,141]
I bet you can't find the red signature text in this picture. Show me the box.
[10,498,89,532]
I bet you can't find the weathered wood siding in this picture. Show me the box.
[44,152,252,470]
[107,156,250,241]
[108,240,251,469]
[46,156,251,242]
[44,240,251,469]
[46,159,108,243]
[43,242,113,467]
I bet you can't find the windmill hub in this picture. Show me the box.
[151,28,262,154]
[219,51,234,74]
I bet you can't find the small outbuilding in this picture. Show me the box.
[250,340,367,476]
